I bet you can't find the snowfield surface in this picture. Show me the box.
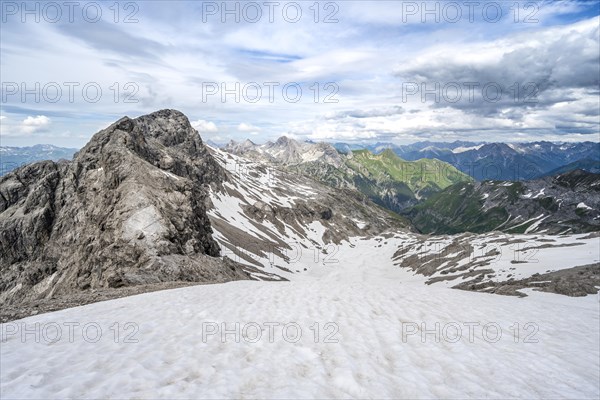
[2,237,599,399]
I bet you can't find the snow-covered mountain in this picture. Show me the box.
[225,136,345,168]
[208,141,599,290]
[205,145,411,280]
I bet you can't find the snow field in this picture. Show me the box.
[1,237,599,399]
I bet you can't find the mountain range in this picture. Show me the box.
[224,138,600,237]
[5,139,598,182]
[334,140,600,181]
[538,158,600,178]
[224,137,471,212]
[4,135,598,236]
[0,144,77,176]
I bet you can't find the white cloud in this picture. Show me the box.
[21,115,51,134]
[0,115,52,137]
[191,119,218,132]
[238,123,261,132]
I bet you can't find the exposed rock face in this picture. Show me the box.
[0,110,248,307]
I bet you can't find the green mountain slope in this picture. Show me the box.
[347,149,471,198]
[288,148,472,213]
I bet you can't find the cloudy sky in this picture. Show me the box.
[0,0,599,148]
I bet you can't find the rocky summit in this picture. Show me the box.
[0,109,249,313]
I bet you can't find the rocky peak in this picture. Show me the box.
[224,139,258,155]
[225,135,345,167]
[75,109,225,185]
[275,136,296,147]
[0,110,248,309]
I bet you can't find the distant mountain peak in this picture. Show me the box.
[275,135,294,146]
[379,148,399,158]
